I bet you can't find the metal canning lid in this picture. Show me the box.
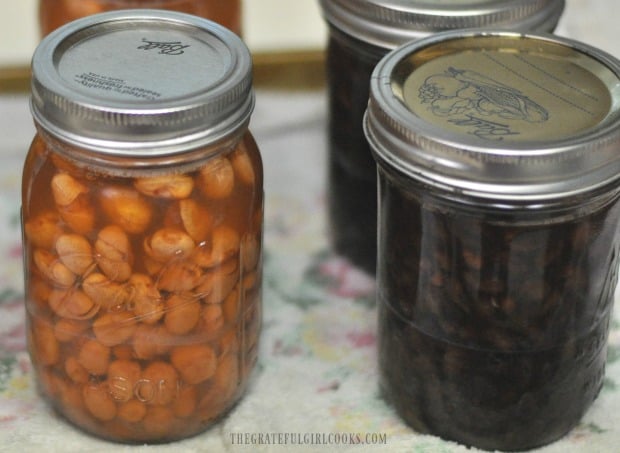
[319,0,565,49]
[30,9,254,158]
[364,30,620,202]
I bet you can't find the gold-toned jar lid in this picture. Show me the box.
[365,30,620,202]
[30,9,254,158]
[319,0,565,49]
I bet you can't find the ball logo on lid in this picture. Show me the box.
[137,38,190,55]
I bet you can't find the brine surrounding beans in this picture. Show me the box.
[23,134,262,443]
[39,0,242,36]
[376,170,620,451]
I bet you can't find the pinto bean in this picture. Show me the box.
[222,287,240,324]
[231,147,255,186]
[191,226,240,270]
[64,356,89,383]
[58,196,96,235]
[170,344,217,385]
[172,385,197,418]
[49,288,97,319]
[107,359,141,402]
[31,319,60,366]
[139,361,179,405]
[142,406,174,437]
[51,173,89,207]
[83,383,117,421]
[126,273,164,324]
[164,294,200,335]
[198,156,235,199]
[33,249,76,288]
[100,186,152,234]
[51,173,94,234]
[55,233,94,275]
[241,232,260,272]
[134,174,194,199]
[179,198,212,242]
[95,225,133,282]
[209,226,240,265]
[156,260,203,293]
[144,227,195,262]
[92,311,137,347]
[198,353,239,412]
[198,262,239,305]
[197,303,225,341]
[24,211,63,249]
[117,399,147,423]
[53,318,89,342]
[132,324,172,360]
[82,273,130,312]
[78,339,110,375]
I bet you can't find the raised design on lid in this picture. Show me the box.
[365,31,620,201]
[397,38,612,143]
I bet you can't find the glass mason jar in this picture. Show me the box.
[22,10,262,443]
[365,30,620,451]
[39,0,242,36]
[318,0,565,274]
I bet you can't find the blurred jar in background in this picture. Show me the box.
[318,0,565,275]
[39,0,242,36]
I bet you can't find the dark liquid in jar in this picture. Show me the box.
[23,134,262,443]
[326,29,386,275]
[377,168,620,451]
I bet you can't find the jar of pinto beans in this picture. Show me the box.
[22,10,262,443]
[39,0,242,37]
[365,30,620,451]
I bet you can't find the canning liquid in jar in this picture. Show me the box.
[365,31,620,451]
[39,0,242,36]
[318,0,565,274]
[23,10,261,443]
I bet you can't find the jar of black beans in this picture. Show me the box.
[365,30,620,451]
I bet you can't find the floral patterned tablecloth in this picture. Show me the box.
[0,88,618,453]
[2,2,620,449]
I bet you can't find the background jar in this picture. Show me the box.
[39,0,242,36]
[23,10,262,443]
[365,30,620,451]
[318,0,565,275]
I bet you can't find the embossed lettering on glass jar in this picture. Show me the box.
[23,10,262,443]
[39,0,242,36]
[365,30,620,451]
[318,0,565,274]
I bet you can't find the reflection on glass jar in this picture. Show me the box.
[23,10,261,443]
[365,30,620,451]
[318,0,565,274]
[39,0,242,36]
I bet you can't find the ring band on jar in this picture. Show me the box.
[365,30,620,451]
[23,10,262,443]
[318,0,565,274]
[39,0,242,37]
